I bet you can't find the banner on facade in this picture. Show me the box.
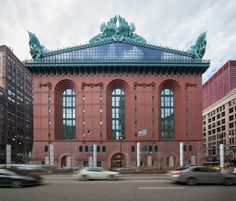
[137,128,147,136]
[83,129,91,138]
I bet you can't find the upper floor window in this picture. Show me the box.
[161,89,174,139]
[62,89,75,139]
[112,89,125,140]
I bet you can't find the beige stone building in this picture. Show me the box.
[203,88,236,162]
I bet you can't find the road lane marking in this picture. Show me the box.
[137,187,185,190]
[45,179,169,184]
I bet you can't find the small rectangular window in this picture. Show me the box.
[102,146,106,152]
[79,146,83,152]
[189,145,192,152]
[131,145,135,152]
[44,146,48,152]
[183,145,186,152]
[85,146,88,152]
[155,145,158,152]
[149,146,152,153]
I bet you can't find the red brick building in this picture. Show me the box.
[203,60,236,109]
[25,16,210,169]
[202,60,236,162]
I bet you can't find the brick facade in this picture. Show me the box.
[31,75,204,169]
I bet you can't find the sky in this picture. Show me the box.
[0,0,236,83]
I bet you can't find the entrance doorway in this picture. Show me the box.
[166,155,175,169]
[61,155,72,168]
[111,153,125,169]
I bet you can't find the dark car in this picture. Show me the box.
[168,166,236,186]
[0,168,42,188]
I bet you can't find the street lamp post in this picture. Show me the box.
[119,136,123,168]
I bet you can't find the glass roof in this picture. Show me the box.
[42,42,194,62]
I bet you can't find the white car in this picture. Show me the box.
[75,167,119,181]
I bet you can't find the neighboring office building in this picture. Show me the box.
[25,16,210,169]
[0,45,33,163]
[0,87,5,163]
[203,60,236,162]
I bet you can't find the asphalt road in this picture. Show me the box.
[0,174,235,201]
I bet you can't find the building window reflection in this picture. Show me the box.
[161,88,174,139]
[62,89,76,139]
[112,89,125,140]
[42,43,193,62]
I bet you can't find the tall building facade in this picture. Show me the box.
[203,60,236,109]
[203,60,236,162]
[0,45,33,163]
[0,86,5,162]
[25,16,209,169]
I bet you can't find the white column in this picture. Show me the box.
[220,144,224,169]
[147,155,152,167]
[93,144,97,168]
[180,142,184,167]
[49,144,54,166]
[137,142,140,168]
[88,156,93,167]
[45,156,49,165]
[191,155,196,166]
[6,144,11,165]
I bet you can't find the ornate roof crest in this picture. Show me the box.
[89,15,147,44]
[188,32,207,59]
[28,31,47,60]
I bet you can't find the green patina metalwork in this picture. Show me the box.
[27,17,208,62]
[28,31,47,60]
[89,15,147,44]
[188,32,207,60]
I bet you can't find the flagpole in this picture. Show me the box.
[145,131,147,167]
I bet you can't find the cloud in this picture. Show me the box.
[0,0,235,82]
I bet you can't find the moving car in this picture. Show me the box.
[168,166,236,186]
[0,168,42,188]
[74,167,119,181]
[56,166,83,173]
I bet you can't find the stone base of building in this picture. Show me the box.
[31,141,204,170]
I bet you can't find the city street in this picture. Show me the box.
[0,174,235,201]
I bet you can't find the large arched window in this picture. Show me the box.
[161,88,174,139]
[62,89,75,139]
[112,89,125,140]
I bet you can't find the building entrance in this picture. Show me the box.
[111,153,125,169]
[61,155,72,168]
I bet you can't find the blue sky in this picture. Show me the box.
[0,0,235,82]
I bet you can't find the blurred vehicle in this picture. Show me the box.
[202,162,220,172]
[56,166,82,173]
[0,168,42,188]
[0,164,49,173]
[74,167,120,181]
[168,166,236,186]
[115,166,138,173]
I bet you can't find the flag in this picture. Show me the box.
[137,128,147,136]
[83,129,91,138]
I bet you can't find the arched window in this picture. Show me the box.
[112,89,125,140]
[62,89,75,139]
[161,89,174,139]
